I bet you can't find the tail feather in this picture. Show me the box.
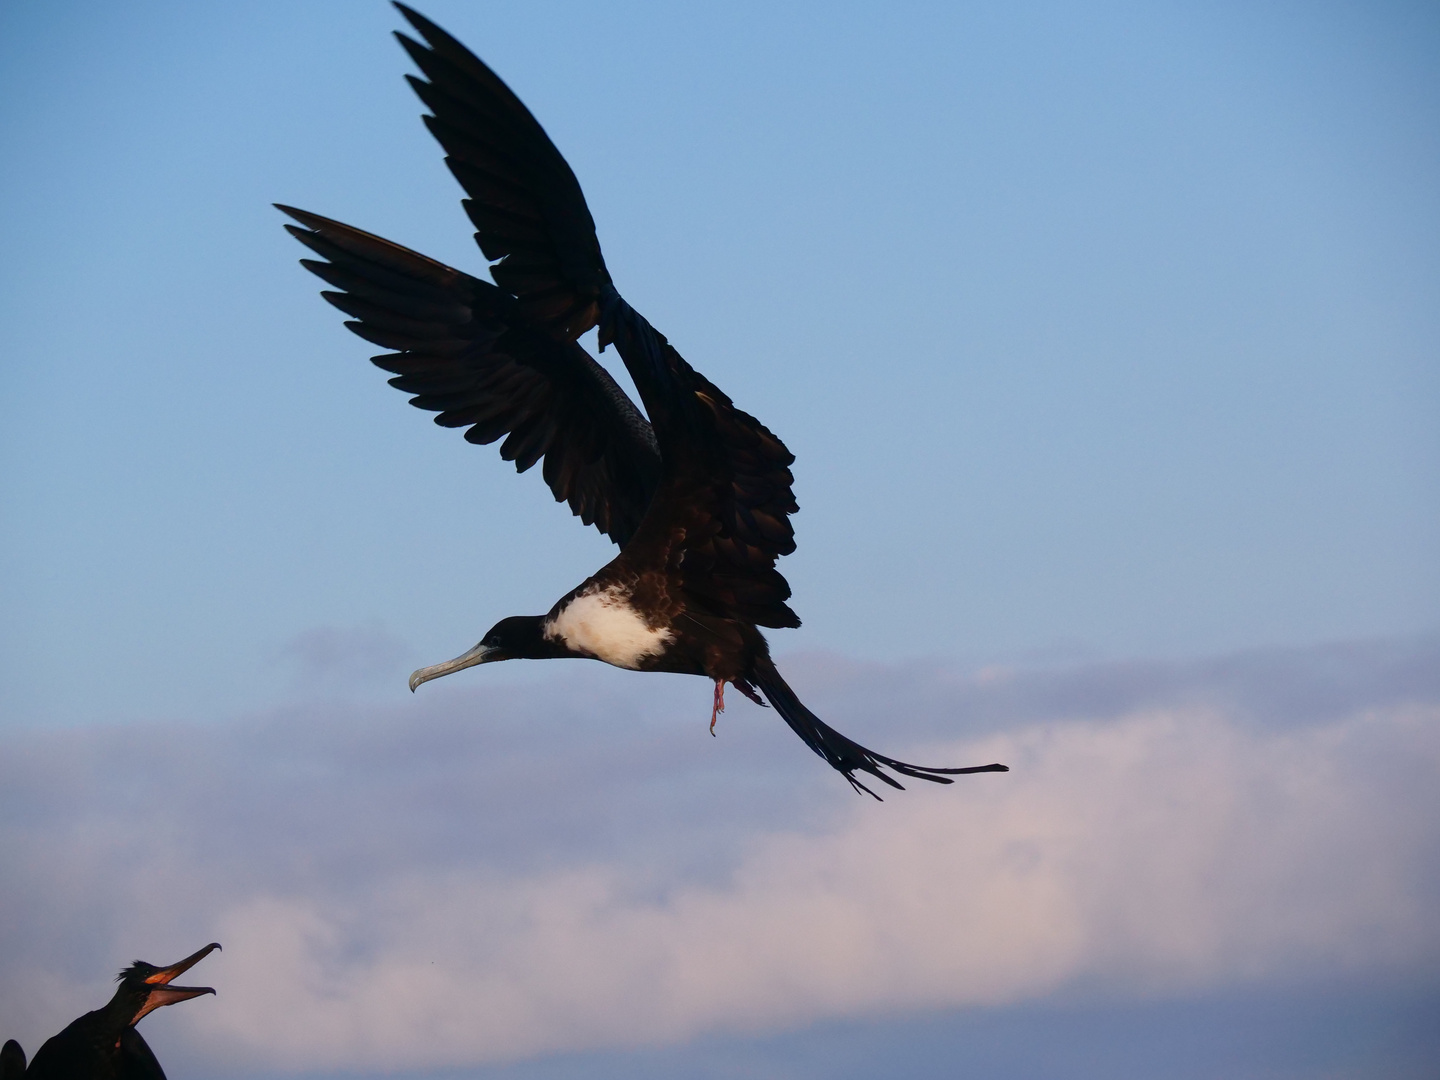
[749,657,1008,799]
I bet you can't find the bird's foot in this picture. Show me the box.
[710,679,726,736]
[732,678,766,707]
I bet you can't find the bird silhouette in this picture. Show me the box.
[280,5,1007,797]
[1,1040,25,1080]
[18,943,219,1080]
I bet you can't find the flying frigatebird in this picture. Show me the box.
[279,5,1007,797]
[17,942,219,1080]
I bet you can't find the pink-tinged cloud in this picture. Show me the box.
[1,639,1436,1072]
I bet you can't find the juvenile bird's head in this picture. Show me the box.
[110,942,220,1027]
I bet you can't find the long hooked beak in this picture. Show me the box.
[143,943,221,986]
[133,943,221,1025]
[409,643,499,692]
[135,984,216,1023]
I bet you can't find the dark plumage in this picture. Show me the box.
[17,943,219,1080]
[1,1040,25,1080]
[280,4,1008,797]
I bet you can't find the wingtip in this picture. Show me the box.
[391,3,485,78]
[275,203,318,228]
[275,206,350,237]
[392,3,442,44]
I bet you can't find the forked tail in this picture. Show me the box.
[749,656,1008,799]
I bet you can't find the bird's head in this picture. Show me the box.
[110,942,220,1027]
[408,615,562,691]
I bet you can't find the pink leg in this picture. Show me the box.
[710,679,726,735]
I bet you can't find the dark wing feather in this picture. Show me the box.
[393,3,610,340]
[117,1029,166,1080]
[278,206,659,547]
[603,297,801,629]
[389,6,803,626]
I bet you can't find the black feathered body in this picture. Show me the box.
[25,1009,167,1080]
[0,1040,25,1080]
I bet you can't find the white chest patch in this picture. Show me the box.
[543,586,674,670]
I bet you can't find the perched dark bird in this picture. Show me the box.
[280,4,1008,797]
[1,1040,25,1080]
[20,943,219,1080]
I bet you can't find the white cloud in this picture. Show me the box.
[1,642,1436,1072]
[187,705,1436,1070]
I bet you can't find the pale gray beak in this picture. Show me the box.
[409,642,499,692]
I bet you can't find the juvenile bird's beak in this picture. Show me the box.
[131,943,220,1025]
[133,984,216,1024]
[409,642,500,691]
[143,943,221,986]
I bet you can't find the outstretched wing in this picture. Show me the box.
[676,362,800,630]
[394,3,610,341]
[604,299,801,630]
[279,206,660,547]
[389,5,804,628]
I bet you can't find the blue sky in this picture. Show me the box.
[1,2,1438,1077]
[2,0,1436,727]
